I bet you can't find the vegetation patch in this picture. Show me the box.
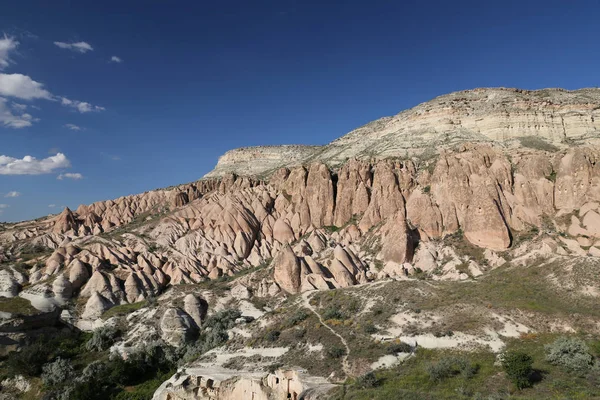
[0,296,38,316]
[330,334,600,399]
[101,301,147,320]
[518,136,560,152]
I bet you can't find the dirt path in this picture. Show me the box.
[301,290,352,377]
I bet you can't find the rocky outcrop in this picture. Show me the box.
[380,211,415,265]
[205,88,600,177]
[52,274,72,303]
[52,208,78,234]
[183,294,208,329]
[159,308,196,347]
[0,269,19,298]
[3,87,600,309]
[204,145,322,178]
[273,245,302,294]
[82,292,113,320]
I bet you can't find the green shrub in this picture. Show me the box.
[387,342,413,354]
[86,325,120,351]
[182,311,241,362]
[4,340,50,377]
[518,136,559,152]
[264,330,281,342]
[323,225,340,233]
[426,356,479,382]
[363,323,378,334]
[545,337,594,375]
[3,330,88,378]
[356,371,381,388]
[101,301,147,320]
[327,345,346,359]
[322,307,345,320]
[287,310,309,326]
[501,351,533,389]
[203,309,242,331]
[41,357,74,386]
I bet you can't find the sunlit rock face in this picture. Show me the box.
[3,87,600,317]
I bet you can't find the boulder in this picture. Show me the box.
[52,274,72,302]
[82,292,112,320]
[273,245,302,294]
[67,259,90,290]
[183,294,208,328]
[273,219,295,244]
[160,308,196,347]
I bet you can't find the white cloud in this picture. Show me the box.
[57,172,83,180]
[5,191,20,198]
[110,56,122,63]
[12,102,27,111]
[64,123,82,131]
[0,204,8,215]
[0,153,70,175]
[0,42,102,123]
[48,204,56,208]
[0,97,38,128]
[0,36,18,70]
[60,97,105,113]
[54,41,93,53]
[0,73,53,100]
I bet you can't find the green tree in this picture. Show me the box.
[501,351,533,389]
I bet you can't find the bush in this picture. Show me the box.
[327,345,346,359]
[41,357,74,386]
[426,356,479,382]
[387,342,413,354]
[203,309,242,331]
[322,308,345,320]
[86,325,120,352]
[356,371,381,388]
[264,330,281,342]
[182,310,240,363]
[363,323,378,334]
[545,337,594,374]
[501,351,533,389]
[4,330,87,378]
[4,340,50,377]
[287,310,309,326]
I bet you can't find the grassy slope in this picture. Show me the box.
[0,297,38,316]
[330,334,600,399]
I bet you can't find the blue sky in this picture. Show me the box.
[0,0,599,222]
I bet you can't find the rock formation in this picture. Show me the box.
[0,87,600,323]
[159,308,196,347]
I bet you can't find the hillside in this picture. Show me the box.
[2,87,600,399]
[206,87,600,178]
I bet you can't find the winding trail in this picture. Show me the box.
[301,290,351,378]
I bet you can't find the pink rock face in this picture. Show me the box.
[273,245,302,294]
[52,207,78,234]
[555,148,600,211]
[463,185,511,251]
[273,219,295,244]
[406,189,443,240]
[380,211,415,264]
[13,126,600,305]
[334,160,372,227]
[305,163,335,227]
[359,161,406,232]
